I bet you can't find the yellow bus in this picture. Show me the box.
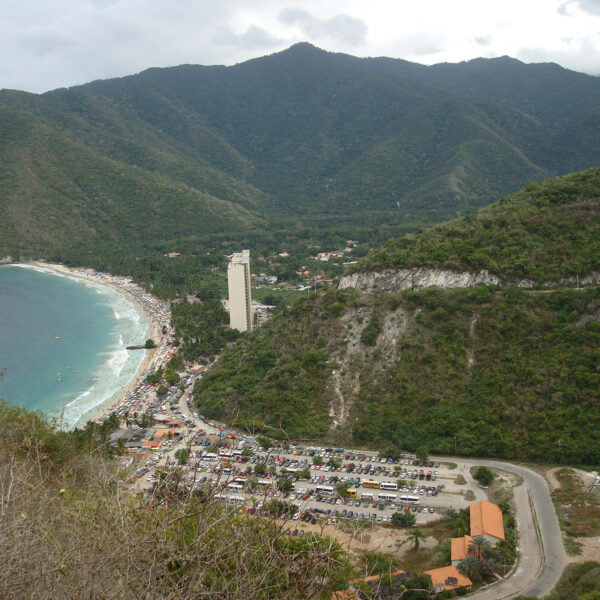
[362,480,380,489]
[346,488,357,498]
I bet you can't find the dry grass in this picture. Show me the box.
[554,468,600,538]
[0,406,352,599]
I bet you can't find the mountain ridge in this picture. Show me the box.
[1,44,599,257]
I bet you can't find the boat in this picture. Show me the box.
[57,372,61,381]
[55,336,61,340]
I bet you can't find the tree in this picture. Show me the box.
[415,446,429,463]
[468,536,491,561]
[391,511,416,527]
[157,385,169,397]
[254,463,267,476]
[312,455,323,465]
[457,556,484,582]
[257,436,274,449]
[327,458,341,469]
[335,482,350,499]
[144,338,156,348]
[165,368,180,386]
[296,468,311,479]
[398,572,434,599]
[379,445,402,460]
[277,478,293,493]
[407,528,426,550]
[174,448,189,465]
[473,466,495,487]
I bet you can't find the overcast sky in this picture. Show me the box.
[2,0,600,93]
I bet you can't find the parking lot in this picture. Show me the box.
[134,408,480,525]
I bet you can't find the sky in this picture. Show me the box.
[2,0,599,93]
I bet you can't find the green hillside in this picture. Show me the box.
[1,44,599,258]
[354,168,600,282]
[0,105,259,257]
[194,171,600,464]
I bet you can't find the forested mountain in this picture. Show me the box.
[1,43,599,257]
[194,170,600,464]
[353,168,600,282]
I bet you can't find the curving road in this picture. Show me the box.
[436,456,566,599]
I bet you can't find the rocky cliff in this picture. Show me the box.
[339,268,600,292]
[338,268,501,292]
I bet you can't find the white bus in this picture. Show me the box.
[361,492,374,501]
[258,479,272,487]
[315,485,334,495]
[380,482,398,491]
[377,493,397,502]
[226,483,244,491]
[400,495,420,504]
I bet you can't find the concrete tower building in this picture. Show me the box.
[227,249,253,332]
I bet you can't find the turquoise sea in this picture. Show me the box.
[0,265,149,428]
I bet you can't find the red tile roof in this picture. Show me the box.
[425,565,472,592]
[470,500,505,540]
[451,535,474,562]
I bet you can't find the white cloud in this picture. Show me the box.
[277,8,367,45]
[558,0,600,16]
[0,0,598,93]
[473,35,493,47]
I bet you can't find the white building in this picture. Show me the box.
[227,250,253,332]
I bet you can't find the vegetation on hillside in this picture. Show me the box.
[195,284,600,464]
[1,45,599,259]
[354,168,600,282]
[0,402,354,599]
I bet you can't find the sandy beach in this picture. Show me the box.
[28,261,174,424]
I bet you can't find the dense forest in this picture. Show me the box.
[354,168,600,282]
[1,44,600,260]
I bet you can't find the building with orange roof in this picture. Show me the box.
[451,535,474,565]
[343,570,407,599]
[141,440,162,450]
[470,500,505,545]
[153,428,180,439]
[425,565,472,594]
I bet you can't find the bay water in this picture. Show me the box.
[0,265,149,428]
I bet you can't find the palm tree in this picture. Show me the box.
[457,556,484,582]
[468,535,492,561]
[408,528,426,550]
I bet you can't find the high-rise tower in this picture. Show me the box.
[227,249,253,332]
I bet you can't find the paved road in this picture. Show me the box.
[436,456,566,599]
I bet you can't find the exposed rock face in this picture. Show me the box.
[339,268,600,292]
[338,268,501,292]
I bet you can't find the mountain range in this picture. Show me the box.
[1,43,599,257]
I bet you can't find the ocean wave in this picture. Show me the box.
[14,264,67,278]
[65,386,94,408]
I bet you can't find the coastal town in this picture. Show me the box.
[11,258,579,598]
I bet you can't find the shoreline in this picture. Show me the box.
[26,261,173,425]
